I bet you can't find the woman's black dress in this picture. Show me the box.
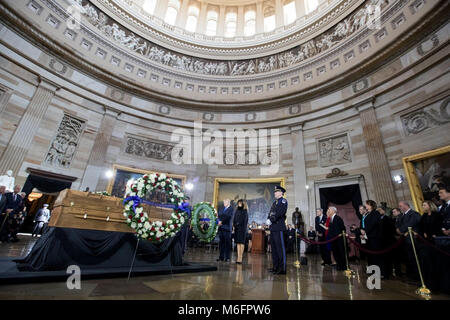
[233,208,248,244]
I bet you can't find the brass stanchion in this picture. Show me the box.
[408,227,431,298]
[342,232,354,278]
[294,229,300,268]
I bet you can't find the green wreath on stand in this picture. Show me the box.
[191,202,218,243]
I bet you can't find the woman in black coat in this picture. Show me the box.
[233,199,248,264]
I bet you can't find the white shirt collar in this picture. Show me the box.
[405,208,411,214]
[447,200,450,205]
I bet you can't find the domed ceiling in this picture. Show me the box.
[0,0,447,110]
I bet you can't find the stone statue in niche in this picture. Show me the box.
[45,114,85,168]
[318,134,352,167]
[0,170,15,192]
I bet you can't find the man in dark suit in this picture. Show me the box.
[397,201,421,280]
[1,185,22,243]
[378,207,397,279]
[315,208,331,265]
[286,224,296,253]
[438,185,450,235]
[267,186,288,275]
[306,226,317,254]
[0,186,6,214]
[327,207,347,271]
[217,198,233,262]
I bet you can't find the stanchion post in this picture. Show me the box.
[294,229,300,268]
[128,237,140,281]
[342,231,354,278]
[408,227,431,298]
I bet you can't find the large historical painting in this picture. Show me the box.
[107,165,185,198]
[403,146,450,212]
[413,153,450,203]
[213,178,285,225]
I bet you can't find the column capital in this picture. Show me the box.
[355,98,375,113]
[290,122,304,132]
[103,105,121,118]
[38,77,60,92]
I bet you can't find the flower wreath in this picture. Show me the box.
[122,173,189,243]
[191,202,218,243]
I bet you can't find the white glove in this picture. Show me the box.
[266,219,272,226]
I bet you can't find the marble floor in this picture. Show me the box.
[0,235,449,300]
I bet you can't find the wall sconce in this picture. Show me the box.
[393,175,404,184]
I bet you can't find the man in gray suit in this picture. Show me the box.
[397,201,421,280]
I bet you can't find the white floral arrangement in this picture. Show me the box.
[123,173,187,242]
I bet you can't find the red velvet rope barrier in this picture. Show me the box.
[346,235,406,255]
[297,234,342,245]
[414,233,450,257]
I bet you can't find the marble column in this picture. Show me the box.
[275,0,284,28]
[217,5,226,36]
[237,6,245,36]
[295,0,305,18]
[190,164,209,205]
[154,0,169,19]
[175,0,190,28]
[0,79,58,177]
[290,123,309,226]
[256,1,264,34]
[196,1,208,33]
[357,100,398,207]
[80,106,120,192]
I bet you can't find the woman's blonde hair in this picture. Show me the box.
[237,199,248,210]
[422,200,438,213]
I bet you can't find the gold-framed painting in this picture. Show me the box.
[213,177,286,225]
[106,164,186,198]
[402,145,450,213]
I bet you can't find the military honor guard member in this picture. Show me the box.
[267,186,288,275]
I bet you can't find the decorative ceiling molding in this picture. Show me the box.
[0,0,447,112]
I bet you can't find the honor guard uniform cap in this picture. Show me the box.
[274,186,286,193]
[43,204,49,207]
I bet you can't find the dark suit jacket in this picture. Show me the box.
[218,206,233,232]
[439,203,450,230]
[380,215,397,246]
[397,208,421,234]
[328,214,346,239]
[315,214,327,239]
[0,193,6,214]
[5,192,22,217]
[362,210,381,240]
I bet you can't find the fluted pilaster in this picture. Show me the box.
[80,106,120,191]
[290,122,309,224]
[358,100,397,207]
[0,79,58,176]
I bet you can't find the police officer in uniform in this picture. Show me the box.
[267,186,288,275]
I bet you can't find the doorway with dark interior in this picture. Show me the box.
[319,184,363,258]
[20,168,76,233]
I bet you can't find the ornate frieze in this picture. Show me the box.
[66,0,390,77]
[318,133,352,167]
[45,114,85,168]
[124,136,180,161]
[401,98,450,136]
